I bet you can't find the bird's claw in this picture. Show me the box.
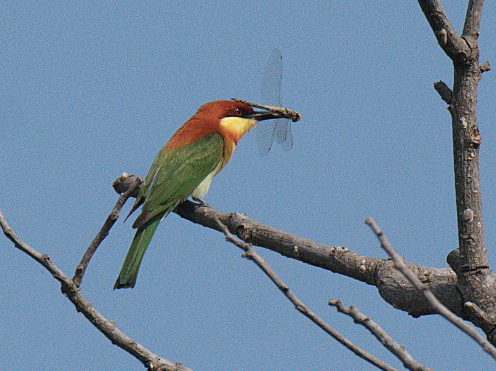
[192,196,210,207]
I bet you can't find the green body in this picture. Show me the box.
[114,133,224,289]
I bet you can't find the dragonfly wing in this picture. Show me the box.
[258,48,292,153]
[256,119,276,155]
[274,118,293,150]
[261,48,283,105]
[258,48,282,155]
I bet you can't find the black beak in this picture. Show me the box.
[246,110,281,121]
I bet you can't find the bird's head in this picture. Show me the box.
[164,100,281,149]
[197,100,280,143]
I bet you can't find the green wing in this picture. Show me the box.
[115,132,225,289]
[133,132,224,226]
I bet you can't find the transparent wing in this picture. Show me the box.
[255,117,276,156]
[257,48,293,155]
[274,116,293,150]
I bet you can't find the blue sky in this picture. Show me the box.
[1,1,496,370]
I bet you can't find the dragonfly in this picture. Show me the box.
[256,48,293,155]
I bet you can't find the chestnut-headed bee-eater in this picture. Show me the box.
[114,100,280,289]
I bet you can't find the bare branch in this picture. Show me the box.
[172,201,379,285]
[329,299,433,371]
[462,0,484,45]
[417,0,472,62]
[0,210,192,371]
[214,216,396,371]
[112,174,467,318]
[73,176,142,287]
[365,217,496,360]
[418,0,496,345]
[433,81,452,104]
[112,172,143,196]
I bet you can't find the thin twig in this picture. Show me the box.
[214,216,396,371]
[73,176,142,287]
[365,217,496,360]
[231,98,301,122]
[329,299,433,371]
[0,209,191,371]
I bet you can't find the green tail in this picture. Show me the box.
[114,214,163,289]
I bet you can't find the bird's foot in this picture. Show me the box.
[192,196,210,208]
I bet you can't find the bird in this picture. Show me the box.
[114,100,280,289]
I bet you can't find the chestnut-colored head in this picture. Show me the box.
[165,100,279,147]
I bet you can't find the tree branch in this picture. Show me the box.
[113,172,496,344]
[433,80,452,104]
[328,299,433,371]
[417,0,472,62]
[365,217,496,360]
[461,0,484,46]
[418,0,496,344]
[112,174,470,318]
[214,216,397,371]
[73,176,142,287]
[0,209,192,371]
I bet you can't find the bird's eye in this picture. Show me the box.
[234,107,243,116]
